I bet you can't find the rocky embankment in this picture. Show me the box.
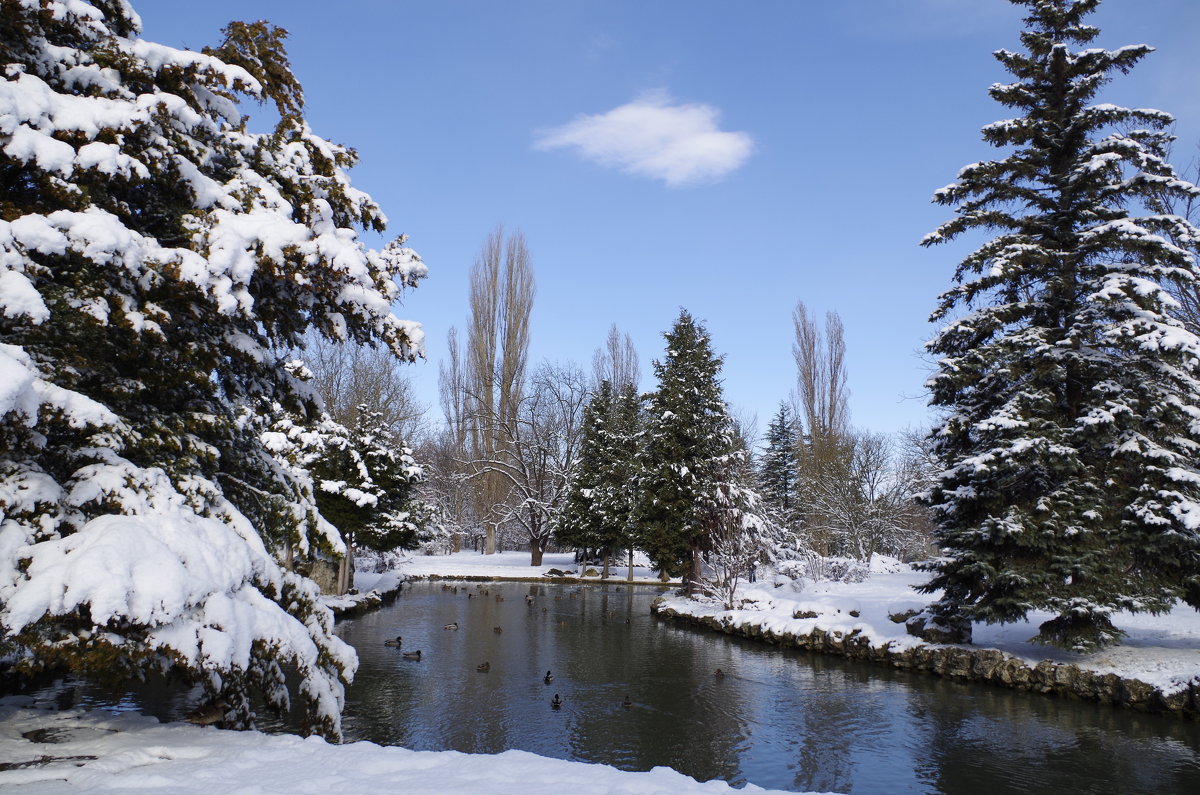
[652,598,1200,718]
[322,572,406,620]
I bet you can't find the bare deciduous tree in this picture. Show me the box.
[799,429,934,561]
[462,227,536,554]
[302,334,428,442]
[791,300,851,554]
[792,301,849,452]
[591,323,640,393]
[473,361,588,564]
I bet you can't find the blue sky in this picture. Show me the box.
[137,0,1200,438]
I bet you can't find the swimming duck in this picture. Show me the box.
[550,694,562,709]
[544,670,553,684]
[525,594,534,603]
[444,622,459,630]
[495,595,504,602]
[402,650,422,660]
[185,699,227,726]
[621,695,632,709]
[493,626,503,633]
[714,668,726,678]
[467,593,474,598]
[477,661,491,672]
[383,636,402,647]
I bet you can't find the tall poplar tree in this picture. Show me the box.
[920,0,1200,651]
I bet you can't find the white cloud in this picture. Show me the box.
[533,92,753,188]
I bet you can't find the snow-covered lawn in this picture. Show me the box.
[395,550,676,584]
[660,557,1200,696]
[0,701,798,793]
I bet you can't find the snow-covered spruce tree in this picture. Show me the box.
[604,381,644,576]
[306,407,430,590]
[920,0,1200,652]
[635,311,741,593]
[0,2,425,737]
[556,380,642,575]
[758,402,801,528]
[555,380,614,557]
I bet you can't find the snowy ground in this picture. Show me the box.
[0,700,803,793]
[395,549,678,584]
[659,557,1200,696]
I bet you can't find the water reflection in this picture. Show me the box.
[335,581,1200,794]
[16,579,1200,794]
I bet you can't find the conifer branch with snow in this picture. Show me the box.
[0,0,425,737]
[920,0,1200,652]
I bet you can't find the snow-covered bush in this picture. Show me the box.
[777,554,870,584]
[0,1,424,739]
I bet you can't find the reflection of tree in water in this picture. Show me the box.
[563,586,744,784]
[909,677,1200,795]
[784,655,884,794]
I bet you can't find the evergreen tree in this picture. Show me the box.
[706,431,779,608]
[758,402,801,526]
[0,1,425,737]
[602,381,644,574]
[555,381,615,555]
[920,0,1200,651]
[556,380,640,572]
[309,408,431,556]
[635,310,738,592]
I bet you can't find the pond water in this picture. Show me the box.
[334,581,1200,794]
[18,579,1200,794]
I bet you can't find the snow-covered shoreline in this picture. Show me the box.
[652,559,1200,715]
[320,570,407,619]
[0,554,724,794]
[0,702,802,793]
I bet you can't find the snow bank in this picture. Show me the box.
[0,704,800,794]
[658,561,1200,698]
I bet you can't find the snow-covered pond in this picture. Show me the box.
[24,580,1200,793]
[331,581,1200,794]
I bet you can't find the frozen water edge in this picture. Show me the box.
[0,701,808,793]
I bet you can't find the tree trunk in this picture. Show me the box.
[485,524,496,555]
[283,538,293,570]
[627,548,634,582]
[687,542,703,595]
[336,546,355,595]
[530,538,544,566]
[452,532,462,553]
[602,551,610,578]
